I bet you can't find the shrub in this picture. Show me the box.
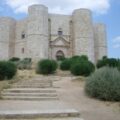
[107,58,118,67]
[96,57,119,68]
[37,59,58,74]
[0,61,17,80]
[85,67,120,101]
[17,58,32,70]
[70,55,88,65]
[96,59,108,68]
[60,59,71,70]
[70,60,95,76]
[9,57,20,62]
[80,55,88,61]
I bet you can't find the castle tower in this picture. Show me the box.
[0,17,16,60]
[94,23,107,62]
[27,5,49,61]
[72,9,95,62]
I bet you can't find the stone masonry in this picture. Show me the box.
[0,4,107,63]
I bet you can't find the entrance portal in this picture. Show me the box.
[56,50,65,60]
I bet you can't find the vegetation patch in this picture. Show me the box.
[60,59,71,71]
[37,59,58,75]
[17,58,32,70]
[0,61,17,80]
[70,60,95,76]
[85,67,120,101]
[97,56,120,68]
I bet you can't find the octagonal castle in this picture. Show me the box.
[0,4,107,63]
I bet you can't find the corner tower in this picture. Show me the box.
[27,5,49,60]
[0,17,16,60]
[72,9,95,62]
[94,23,107,62]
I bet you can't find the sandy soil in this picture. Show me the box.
[54,76,120,120]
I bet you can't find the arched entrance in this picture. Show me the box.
[56,50,65,60]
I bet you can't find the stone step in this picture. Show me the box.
[1,92,58,97]
[12,85,52,88]
[13,83,52,87]
[0,109,80,119]
[16,81,52,84]
[14,81,52,84]
[2,88,56,93]
[17,80,52,83]
[0,117,83,120]
[2,96,59,101]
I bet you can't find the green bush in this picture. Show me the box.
[96,59,108,68]
[118,61,120,71]
[70,55,88,65]
[9,57,20,62]
[96,57,119,68]
[17,58,32,70]
[85,67,120,101]
[37,59,58,75]
[0,61,17,80]
[70,60,95,76]
[60,59,71,70]
[107,58,118,67]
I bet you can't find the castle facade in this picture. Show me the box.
[0,4,107,63]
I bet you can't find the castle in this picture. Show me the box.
[0,4,107,63]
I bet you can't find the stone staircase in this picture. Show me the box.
[1,78,58,101]
[0,76,84,120]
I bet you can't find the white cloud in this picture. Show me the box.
[113,44,120,49]
[113,36,120,43]
[5,0,110,14]
[112,36,120,49]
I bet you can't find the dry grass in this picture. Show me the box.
[0,69,37,93]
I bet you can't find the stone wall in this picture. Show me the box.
[0,4,107,63]
[0,17,16,60]
[94,23,107,62]
[72,9,95,62]
[26,5,49,61]
[15,18,27,59]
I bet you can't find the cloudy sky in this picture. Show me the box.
[0,0,120,58]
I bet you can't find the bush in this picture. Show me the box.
[96,57,119,68]
[9,57,20,62]
[85,67,120,101]
[96,59,108,68]
[70,60,95,76]
[17,58,32,70]
[37,59,58,75]
[0,61,17,80]
[70,55,88,65]
[60,59,71,70]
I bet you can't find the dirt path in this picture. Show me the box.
[54,76,120,120]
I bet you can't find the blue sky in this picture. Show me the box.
[0,0,120,58]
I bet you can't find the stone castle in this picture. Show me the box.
[0,4,107,63]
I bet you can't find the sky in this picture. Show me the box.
[0,0,120,58]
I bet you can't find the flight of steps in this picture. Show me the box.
[1,78,59,101]
[0,77,84,120]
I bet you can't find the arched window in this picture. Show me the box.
[56,50,65,60]
[58,28,63,36]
